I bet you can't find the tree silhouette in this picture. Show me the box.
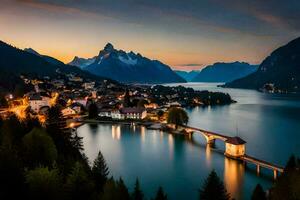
[199,170,230,200]
[285,154,297,171]
[116,178,130,200]
[92,151,109,191]
[132,178,144,200]
[123,90,131,107]
[25,167,62,200]
[251,184,266,200]
[65,162,95,200]
[22,128,57,168]
[167,107,189,129]
[153,186,168,200]
[88,102,98,119]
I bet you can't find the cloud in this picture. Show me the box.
[172,64,203,71]
[16,0,299,37]
[216,0,300,31]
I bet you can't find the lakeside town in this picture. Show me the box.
[0,72,234,130]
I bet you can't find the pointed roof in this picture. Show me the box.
[226,136,246,145]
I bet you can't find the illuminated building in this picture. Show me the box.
[225,137,246,158]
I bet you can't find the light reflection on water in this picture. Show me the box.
[78,124,271,200]
[224,157,245,200]
[78,83,300,200]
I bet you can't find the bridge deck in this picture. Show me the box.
[241,154,284,172]
[183,125,231,140]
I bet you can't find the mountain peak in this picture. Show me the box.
[104,43,114,52]
[24,48,40,56]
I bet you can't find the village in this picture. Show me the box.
[0,72,234,129]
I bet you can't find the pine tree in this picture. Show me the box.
[46,105,68,152]
[101,178,117,200]
[132,178,144,200]
[65,162,95,200]
[153,186,168,200]
[285,154,297,171]
[123,90,131,107]
[25,167,63,200]
[88,102,98,119]
[199,170,230,200]
[92,151,109,191]
[116,178,130,200]
[251,184,266,200]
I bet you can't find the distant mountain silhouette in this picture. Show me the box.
[76,43,185,84]
[24,48,65,66]
[0,40,109,93]
[175,70,200,81]
[224,37,300,93]
[191,62,258,82]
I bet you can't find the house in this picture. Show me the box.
[225,137,246,158]
[29,93,51,113]
[144,103,159,109]
[73,98,88,107]
[111,110,125,120]
[51,80,64,88]
[120,107,147,119]
[98,109,112,118]
[62,107,77,116]
[83,82,95,90]
[166,101,181,108]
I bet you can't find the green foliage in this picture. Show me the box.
[153,186,168,200]
[132,178,144,200]
[92,150,109,191]
[199,170,230,200]
[65,162,95,200]
[25,167,63,200]
[88,102,98,119]
[0,114,23,148]
[251,184,266,200]
[22,128,57,168]
[167,107,189,129]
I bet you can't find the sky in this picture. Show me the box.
[1,0,300,71]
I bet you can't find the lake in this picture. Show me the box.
[77,83,300,200]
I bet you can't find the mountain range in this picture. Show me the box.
[190,62,258,82]
[69,43,185,84]
[0,40,110,94]
[224,37,300,93]
[174,70,200,82]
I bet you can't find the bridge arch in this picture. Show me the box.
[185,127,228,146]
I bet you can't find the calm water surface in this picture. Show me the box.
[78,83,300,200]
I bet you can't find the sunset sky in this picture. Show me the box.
[1,0,300,71]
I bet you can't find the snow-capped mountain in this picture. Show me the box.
[68,56,97,69]
[82,43,185,84]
